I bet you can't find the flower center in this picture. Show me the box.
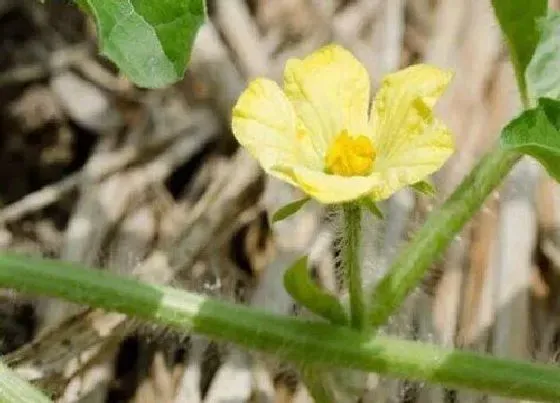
[324,130,375,176]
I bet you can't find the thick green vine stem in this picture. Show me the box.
[368,147,521,328]
[2,253,560,401]
[0,360,52,403]
[343,202,365,330]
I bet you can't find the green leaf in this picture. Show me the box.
[283,256,348,326]
[491,0,547,103]
[81,0,205,88]
[500,98,560,181]
[360,198,383,219]
[411,180,436,197]
[526,12,560,101]
[271,197,310,223]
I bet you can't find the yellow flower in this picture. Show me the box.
[231,44,454,204]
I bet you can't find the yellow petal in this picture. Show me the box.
[370,64,454,199]
[284,44,371,156]
[272,165,382,204]
[370,120,454,200]
[232,78,322,171]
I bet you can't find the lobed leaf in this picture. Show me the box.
[80,0,205,88]
[500,98,560,182]
[526,12,560,102]
[491,0,547,102]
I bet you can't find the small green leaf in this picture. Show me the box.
[271,197,310,223]
[360,198,383,219]
[526,12,560,102]
[283,257,348,326]
[500,98,560,182]
[81,0,205,88]
[491,0,547,101]
[411,180,436,197]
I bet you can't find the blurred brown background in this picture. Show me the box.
[1,0,560,402]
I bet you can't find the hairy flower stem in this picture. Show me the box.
[343,202,365,330]
[368,147,521,328]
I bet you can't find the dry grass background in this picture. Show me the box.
[1,0,560,402]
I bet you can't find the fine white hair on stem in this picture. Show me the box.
[360,204,387,290]
[329,203,388,295]
[325,206,347,290]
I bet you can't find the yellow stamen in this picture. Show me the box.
[324,130,375,176]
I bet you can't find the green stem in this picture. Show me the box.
[0,359,52,403]
[368,147,521,328]
[343,203,365,330]
[2,253,560,401]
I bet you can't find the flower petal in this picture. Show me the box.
[232,78,322,171]
[370,120,454,200]
[369,64,454,198]
[283,44,371,157]
[272,165,382,204]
